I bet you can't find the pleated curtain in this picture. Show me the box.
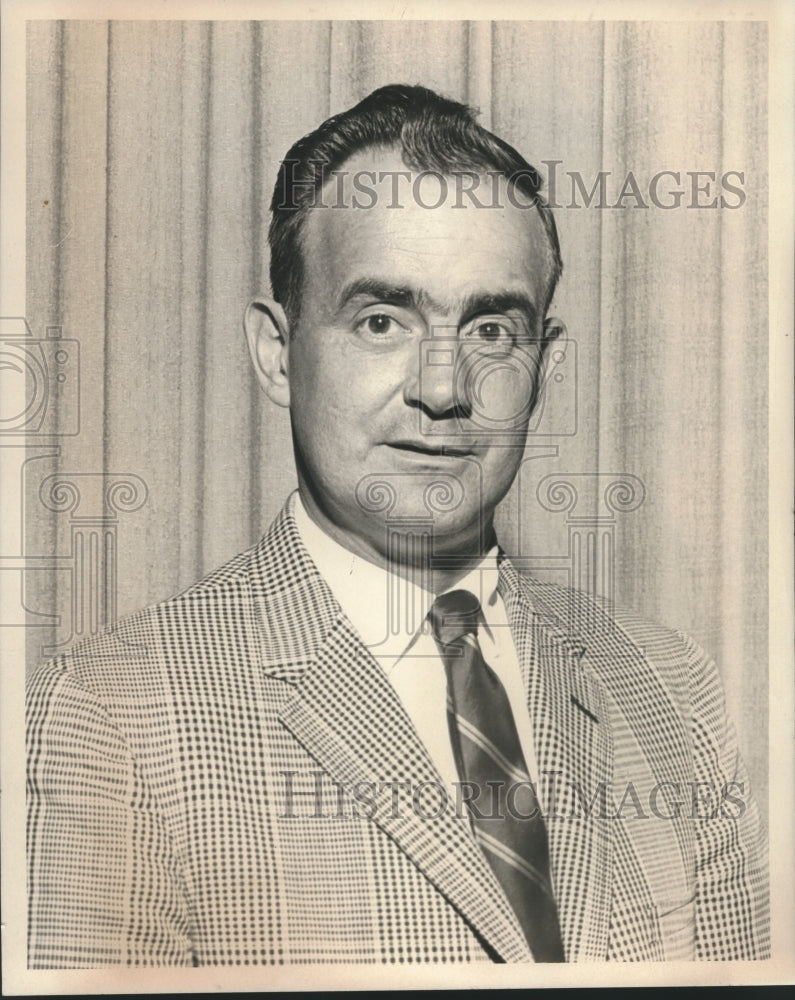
[25,20,768,808]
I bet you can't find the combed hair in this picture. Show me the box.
[268,84,562,325]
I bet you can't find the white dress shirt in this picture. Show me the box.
[293,494,539,801]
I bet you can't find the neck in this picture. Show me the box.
[296,488,496,595]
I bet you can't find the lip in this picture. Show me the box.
[386,440,477,458]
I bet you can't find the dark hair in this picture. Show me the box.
[268,84,562,325]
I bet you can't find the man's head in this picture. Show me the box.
[245,84,565,580]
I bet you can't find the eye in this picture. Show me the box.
[474,321,505,342]
[363,314,395,335]
[465,317,517,347]
[353,312,409,341]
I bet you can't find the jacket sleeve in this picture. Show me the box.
[682,633,770,959]
[27,658,194,967]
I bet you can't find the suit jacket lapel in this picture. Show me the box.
[251,501,533,963]
[500,562,614,961]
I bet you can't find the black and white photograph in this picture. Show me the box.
[2,0,792,992]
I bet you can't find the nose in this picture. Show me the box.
[404,336,471,418]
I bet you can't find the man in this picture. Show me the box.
[27,85,768,966]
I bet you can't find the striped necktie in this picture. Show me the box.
[428,589,565,962]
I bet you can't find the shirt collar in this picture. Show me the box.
[293,492,501,667]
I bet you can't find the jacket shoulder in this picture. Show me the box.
[26,541,260,703]
[519,575,695,649]
[516,574,711,698]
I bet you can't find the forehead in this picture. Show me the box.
[299,147,551,311]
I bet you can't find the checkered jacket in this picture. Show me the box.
[27,498,769,966]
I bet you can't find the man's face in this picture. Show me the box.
[282,147,555,568]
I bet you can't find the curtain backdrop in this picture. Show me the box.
[25,20,768,808]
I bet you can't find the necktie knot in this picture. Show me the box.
[428,589,481,646]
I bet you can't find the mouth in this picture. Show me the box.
[386,440,476,458]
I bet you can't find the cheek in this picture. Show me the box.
[289,346,347,422]
[467,356,538,429]
[295,351,399,422]
[290,368,374,467]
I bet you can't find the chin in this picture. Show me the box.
[353,462,488,520]
[367,510,487,556]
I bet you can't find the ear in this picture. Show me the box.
[244,296,291,409]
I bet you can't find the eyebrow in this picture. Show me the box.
[338,278,539,329]
[338,279,426,313]
[459,291,539,330]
